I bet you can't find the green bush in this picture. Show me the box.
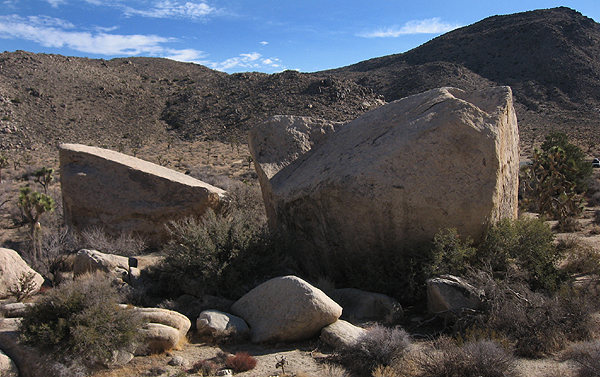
[478,217,564,291]
[427,228,476,277]
[19,274,143,365]
[540,132,592,192]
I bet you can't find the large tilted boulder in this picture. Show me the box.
[59,143,225,246]
[248,115,342,227]
[320,320,366,349]
[262,87,519,275]
[196,310,249,339]
[73,249,129,277]
[0,248,44,299]
[427,275,484,315]
[231,276,342,343]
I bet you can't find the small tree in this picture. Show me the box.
[0,153,8,183]
[521,133,591,229]
[18,186,55,233]
[33,167,54,194]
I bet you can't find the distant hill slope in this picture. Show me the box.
[330,7,600,149]
[1,7,600,154]
[0,51,380,151]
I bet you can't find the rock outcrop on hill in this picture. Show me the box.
[59,143,225,246]
[261,87,518,277]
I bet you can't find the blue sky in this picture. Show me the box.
[0,1,598,73]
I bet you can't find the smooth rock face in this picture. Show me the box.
[196,310,249,338]
[0,248,44,299]
[320,320,365,349]
[248,115,342,227]
[330,288,402,323]
[265,87,519,274]
[0,318,56,377]
[0,349,18,377]
[231,275,342,343]
[59,143,225,246]
[427,275,484,315]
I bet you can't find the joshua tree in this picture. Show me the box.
[33,167,54,194]
[0,153,8,183]
[18,186,55,234]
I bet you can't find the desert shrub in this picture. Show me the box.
[80,226,147,256]
[189,359,218,376]
[475,276,598,357]
[225,352,257,372]
[427,228,476,277]
[559,237,600,275]
[565,341,600,377]
[0,153,8,183]
[19,274,143,366]
[478,217,564,291]
[337,325,411,375]
[414,337,517,377]
[540,132,592,192]
[8,272,39,301]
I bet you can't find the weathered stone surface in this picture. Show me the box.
[73,249,129,277]
[231,275,342,343]
[427,275,484,315]
[248,115,342,227]
[0,349,18,377]
[118,305,191,355]
[0,302,34,318]
[330,288,402,323]
[59,143,225,246]
[320,320,365,349]
[196,310,249,338]
[263,87,519,276]
[0,248,44,299]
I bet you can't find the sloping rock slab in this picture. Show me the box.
[231,275,342,343]
[330,288,402,323]
[196,310,249,339]
[73,249,129,277]
[59,143,225,246]
[427,275,484,315]
[0,248,44,299]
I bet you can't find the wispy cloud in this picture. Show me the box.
[123,1,215,19]
[0,14,201,58]
[45,0,66,7]
[82,0,217,20]
[358,17,462,38]
[259,41,268,46]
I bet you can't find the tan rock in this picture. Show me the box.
[0,248,44,299]
[248,115,341,227]
[59,143,225,247]
[137,323,181,355]
[231,275,342,343]
[196,310,249,338]
[427,275,484,315]
[0,349,18,377]
[0,318,56,377]
[320,320,366,349]
[330,288,402,323]
[73,249,129,277]
[265,87,519,275]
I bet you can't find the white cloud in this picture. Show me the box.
[0,14,203,58]
[204,52,282,71]
[164,48,206,62]
[85,0,217,20]
[358,17,462,38]
[46,0,66,7]
[259,41,268,46]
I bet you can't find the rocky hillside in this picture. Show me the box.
[1,7,599,154]
[330,7,600,149]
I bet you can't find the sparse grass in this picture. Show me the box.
[412,337,517,377]
[80,226,147,256]
[565,341,600,377]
